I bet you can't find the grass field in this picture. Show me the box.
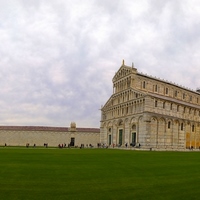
[0,148,200,200]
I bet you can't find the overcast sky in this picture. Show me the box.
[0,0,200,128]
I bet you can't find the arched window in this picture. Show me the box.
[143,81,146,89]
[192,125,195,132]
[181,123,183,131]
[132,124,136,131]
[155,85,158,92]
[168,121,171,129]
[165,88,168,95]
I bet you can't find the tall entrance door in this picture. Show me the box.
[70,137,75,146]
[108,135,112,145]
[119,130,123,146]
[132,132,136,146]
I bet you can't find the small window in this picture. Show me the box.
[175,91,178,97]
[181,123,183,131]
[192,125,195,132]
[168,121,171,129]
[177,105,179,112]
[190,96,192,101]
[183,93,185,99]
[155,85,158,92]
[155,100,158,107]
[132,125,136,130]
[170,103,173,110]
[166,88,168,95]
[143,81,146,89]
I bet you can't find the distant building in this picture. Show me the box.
[0,122,100,147]
[100,61,200,149]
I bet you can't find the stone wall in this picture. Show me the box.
[0,125,100,147]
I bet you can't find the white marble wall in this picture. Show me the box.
[0,130,100,147]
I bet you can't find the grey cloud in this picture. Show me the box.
[0,0,200,127]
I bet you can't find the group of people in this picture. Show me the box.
[97,142,140,149]
[3,142,140,149]
[58,143,67,148]
[57,143,94,149]
[26,143,36,148]
[44,143,48,148]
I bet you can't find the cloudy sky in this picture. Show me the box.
[0,0,200,128]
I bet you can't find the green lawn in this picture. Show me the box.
[0,148,200,200]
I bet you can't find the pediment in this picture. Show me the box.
[102,88,147,111]
[112,64,137,82]
[102,96,113,110]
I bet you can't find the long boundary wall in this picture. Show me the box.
[0,126,100,147]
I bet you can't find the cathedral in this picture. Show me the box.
[100,61,200,149]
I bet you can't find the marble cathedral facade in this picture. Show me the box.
[100,61,200,149]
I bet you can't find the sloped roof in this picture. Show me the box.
[147,92,200,109]
[76,128,100,133]
[0,126,100,133]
